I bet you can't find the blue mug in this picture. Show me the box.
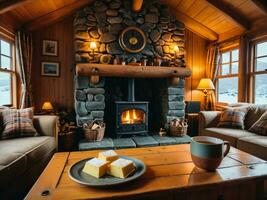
[190,136,230,171]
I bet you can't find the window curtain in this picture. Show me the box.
[15,31,34,108]
[205,44,220,110]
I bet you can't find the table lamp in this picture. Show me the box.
[42,101,54,113]
[197,78,215,110]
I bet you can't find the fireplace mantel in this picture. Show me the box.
[76,63,191,84]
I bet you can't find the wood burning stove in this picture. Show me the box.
[115,101,148,137]
[115,78,148,137]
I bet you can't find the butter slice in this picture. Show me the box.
[108,158,136,179]
[98,150,118,162]
[82,158,108,178]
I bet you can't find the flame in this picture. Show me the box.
[125,110,130,122]
[133,109,137,120]
[121,109,144,124]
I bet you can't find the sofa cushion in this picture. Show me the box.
[0,108,37,139]
[245,104,267,130]
[237,136,267,160]
[217,109,247,129]
[0,136,56,186]
[201,127,256,147]
[248,111,267,135]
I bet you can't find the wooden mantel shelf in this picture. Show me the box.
[76,63,191,78]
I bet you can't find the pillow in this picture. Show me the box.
[0,106,10,134]
[0,107,37,139]
[0,106,9,110]
[217,108,247,129]
[249,111,267,135]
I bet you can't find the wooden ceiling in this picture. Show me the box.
[164,0,267,41]
[1,0,267,41]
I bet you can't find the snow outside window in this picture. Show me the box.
[0,38,13,106]
[253,41,267,104]
[217,49,239,103]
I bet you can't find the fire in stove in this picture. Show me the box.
[115,78,148,137]
[121,109,145,125]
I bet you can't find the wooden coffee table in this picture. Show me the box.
[26,144,267,200]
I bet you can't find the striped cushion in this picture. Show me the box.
[0,108,37,139]
[217,109,247,129]
[249,111,267,135]
[0,106,9,133]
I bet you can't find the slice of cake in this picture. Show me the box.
[82,158,108,178]
[108,158,136,179]
[98,150,118,162]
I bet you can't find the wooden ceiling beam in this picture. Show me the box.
[251,0,267,15]
[24,0,92,32]
[0,0,32,14]
[170,8,218,41]
[206,0,250,30]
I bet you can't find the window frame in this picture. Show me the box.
[216,47,240,103]
[0,36,16,107]
[250,39,267,104]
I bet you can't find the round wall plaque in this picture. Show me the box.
[119,26,147,53]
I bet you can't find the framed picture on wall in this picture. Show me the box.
[41,62,60,77]
[42,40,58,56]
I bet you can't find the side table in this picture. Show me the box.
[185,113,199,137]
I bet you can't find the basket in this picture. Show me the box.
[83,120,105,142]
[169,119,188,137]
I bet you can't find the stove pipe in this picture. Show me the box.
[128,78,135,102]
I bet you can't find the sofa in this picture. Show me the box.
[0,115,58,200]
[199,104,267,161]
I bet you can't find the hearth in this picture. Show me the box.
[115,78,148,137]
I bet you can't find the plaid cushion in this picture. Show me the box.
[0,107,37,139]
[249,111,267,135]
[217,109,247,129]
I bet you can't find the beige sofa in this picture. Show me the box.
[199,104,267,160]
[0,115,58,200]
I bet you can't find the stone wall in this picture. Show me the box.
[75,76,105,125]
[74,0,186,62]
[74,0,186,132]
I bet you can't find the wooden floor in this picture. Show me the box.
[26,144,267,200]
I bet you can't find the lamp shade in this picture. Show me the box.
[42,102,54,110]
[173,45,179,52]
[90,41,97,49]
[197,78,215,90]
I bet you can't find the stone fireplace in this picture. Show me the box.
[74,0,187,137]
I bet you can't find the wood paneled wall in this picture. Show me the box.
[185,30,207,102]
[32,16,74,109]
[0,13,20,36]
[31,17,207,109]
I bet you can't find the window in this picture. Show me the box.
[216,49,239,103]
[0,38,15,106]
[252,41,267,104]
